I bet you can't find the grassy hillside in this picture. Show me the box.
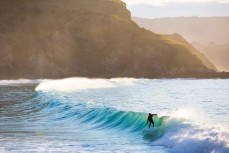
[0,0,215,79]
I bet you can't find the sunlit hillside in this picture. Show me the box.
[0,0,221,79]
[163,33,217,71]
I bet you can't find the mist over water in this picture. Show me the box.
[0,78,229,153]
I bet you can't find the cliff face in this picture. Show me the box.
[0,0,211,79]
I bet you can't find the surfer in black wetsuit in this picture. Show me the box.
[146,113,157,128]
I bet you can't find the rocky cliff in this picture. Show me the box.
[0,0,217,79]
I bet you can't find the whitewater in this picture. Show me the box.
[0,78,228,153]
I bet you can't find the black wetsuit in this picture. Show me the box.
[147,113,156,128]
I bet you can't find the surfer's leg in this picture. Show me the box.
[149,122,151,128]
[152,121,154,127]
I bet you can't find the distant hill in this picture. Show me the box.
[165,34,217,71]
[0,0,225,79]
[133,16,229,72]
[133,17,229,45]
[193,43,229,72]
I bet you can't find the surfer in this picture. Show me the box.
[146,113,157,128]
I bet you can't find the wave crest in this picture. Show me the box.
[35,77,137,92]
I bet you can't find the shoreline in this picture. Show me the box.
[0,72,229,80]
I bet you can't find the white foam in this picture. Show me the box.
[152,118,229,153]
[35,77,136,93]
[110,78,137,85]
[160,106,208,124]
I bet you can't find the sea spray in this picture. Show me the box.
[35,77,137,93]
[151,119,229,153]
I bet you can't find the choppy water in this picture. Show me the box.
[0,78,229,153]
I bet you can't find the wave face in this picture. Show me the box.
[1,78,229,153]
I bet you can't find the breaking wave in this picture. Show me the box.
[35,77,137,92]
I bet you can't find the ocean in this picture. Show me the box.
[0,78,228,153]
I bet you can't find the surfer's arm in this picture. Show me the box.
[152,114,157,116]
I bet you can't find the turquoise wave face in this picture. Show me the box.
[34,91,169,137]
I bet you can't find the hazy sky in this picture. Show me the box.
[122,0,229,18]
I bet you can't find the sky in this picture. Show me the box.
[122,0,229,18]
